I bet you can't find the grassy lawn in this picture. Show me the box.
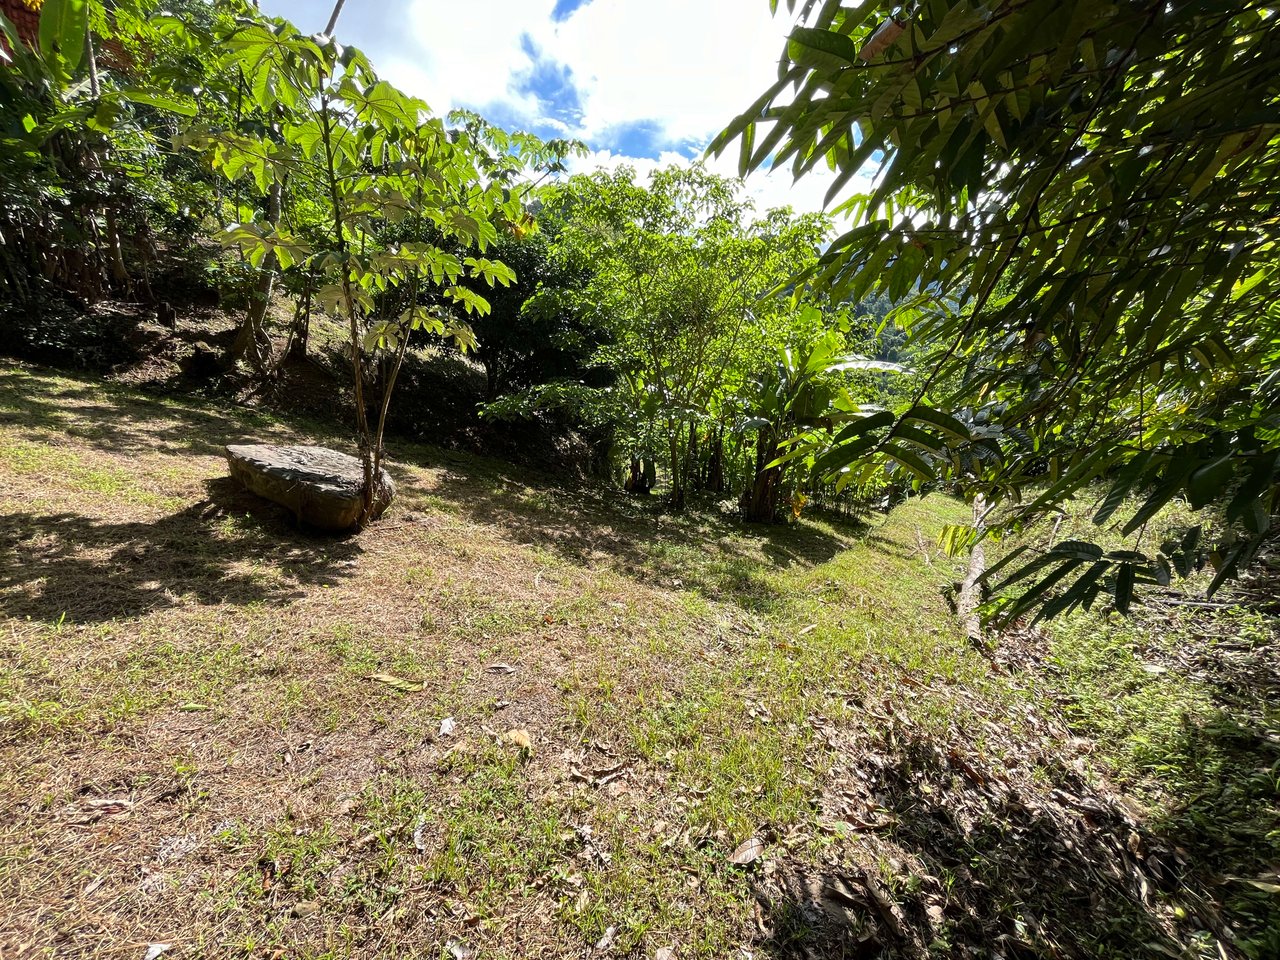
[1,363,1274,959]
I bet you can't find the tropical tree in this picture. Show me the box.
[544,165,829,508]
[734,305,915,522]
[0,0,204,304]
[183,13,575,522]
[737,320,840,522]
[718,0,1280,619]
[460,232,606,401]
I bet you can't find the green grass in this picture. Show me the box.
[1041,607,1280,959]
[0,361,1274,959]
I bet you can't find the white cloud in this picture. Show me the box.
[378,0,787,140]
[266,0,873,217]
[567,148,874,224]
[380,0,554,120]
[541,0,789,144]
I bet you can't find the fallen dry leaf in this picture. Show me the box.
[595,925,617,952]
[413,817,429,853]
[729,837,765,866]
[505,728,533,751]
[72,797,133,823]
[366,673,424,693]
[597,769,627,788]
[83,797,132,812]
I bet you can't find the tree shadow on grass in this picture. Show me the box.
[0,364,304,459]
[979,610,1280,956]
[0,477,362,624]
[1137,712,1280,956]
[422,463,864,615]
[750,632,1280,960]
[753,732,1211,959]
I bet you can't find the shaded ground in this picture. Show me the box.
[0,295,606,476]
[0,363,1274,959]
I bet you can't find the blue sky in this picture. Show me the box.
[259,1,868,213]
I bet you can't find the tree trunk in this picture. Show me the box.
[85,30,100,98]
[742,431,783,523]
[285,280,311,363]
[233,180,282,372]
[104,208,131,291]
[686,421,700,492]
[707,429,724,493]
[483,357,501,401]
[324,0,348,35]
[667,426,685,511]
[957,493,988,646]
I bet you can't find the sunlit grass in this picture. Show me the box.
[1,363,1270,959]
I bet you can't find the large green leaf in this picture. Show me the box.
[785,27,862,71]
[121,90,199,117]
[39,0,89,77]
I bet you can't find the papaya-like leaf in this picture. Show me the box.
[120,90,199,117]
[39,0,89,77]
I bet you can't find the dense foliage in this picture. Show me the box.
[13,0,1268,601]
[175,12,575,520]
[0,0,205,302]
[485,166,915,518]
[719,0,1279,618]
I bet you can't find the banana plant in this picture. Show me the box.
[736,317,896,522]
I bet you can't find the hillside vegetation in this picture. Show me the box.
[2,364,1275,959]
[2,0,1277,956]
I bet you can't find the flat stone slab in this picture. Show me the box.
[225,444,394,530]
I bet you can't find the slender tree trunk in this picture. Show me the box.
[285,280,312,363]
[343,275,377,521]
[85,31,100,98]
[316,88,385,526]
[483,358,500,401]
[708,428,724,493]
[324,0,347,35]
[742,430,784,523]
[957,493,988,646]
[686,421,699,492]
[667,424,684,511]
[135,223,156,302]
[79,210,108,301]
[83,33,128,296]
[104,208,131,291]
[233,180,281,371]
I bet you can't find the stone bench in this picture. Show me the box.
[225,444,394,531]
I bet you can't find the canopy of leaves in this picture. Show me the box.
[538,165,831,505]
[719,0,1280,619]
[0,0,230,303]
[459,232,609,400]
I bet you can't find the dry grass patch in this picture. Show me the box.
[1,362,1264,960]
